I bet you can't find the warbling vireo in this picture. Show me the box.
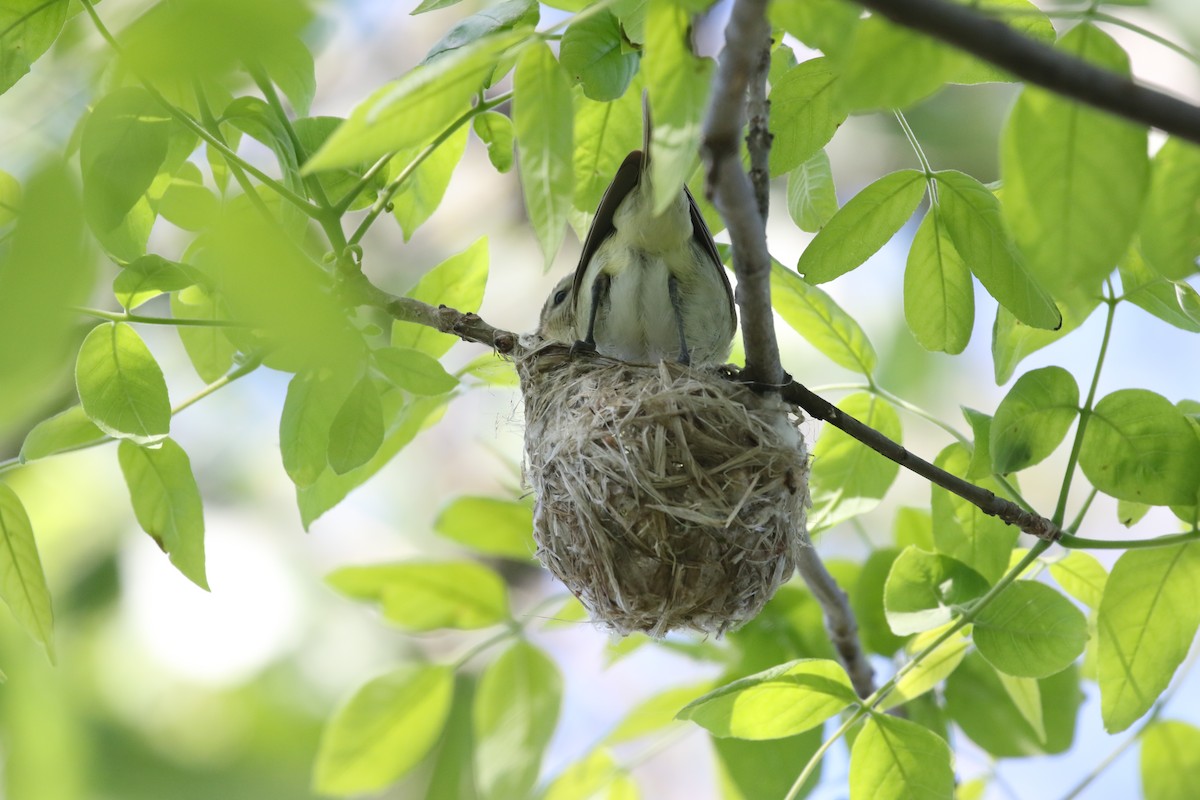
[538,96,736,366]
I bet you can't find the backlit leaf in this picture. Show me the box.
[786,149,838,233]
[809,393,901,532]
[905,207,973,354]
[884,548,989,635]
[374,347,458,396]
[768,58,844,176]
[328,560,509,631]
[770,258,878,375]
[76,322,171,444]
[1142,720,1200,800]
[0,0,69,95]
[327,377,384,475]
[280,370,354,488]
[849,714,954,800]
[990,366,1079,473]
[474,110,516,173]
[0,484,54,662]
[1140,137,1200,279]
[560,10,638,101]
[434,496,534,560]
[19,405,105,462]
[391,238,489,359]
[974,580,1087,678]
[118,438,207,590]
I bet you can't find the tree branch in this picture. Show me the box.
[703,0,875,698]
[700,0,783,389]
[852,0,1200,146]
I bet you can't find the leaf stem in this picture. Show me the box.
[1051,289,1118,527]
[73,306,249,328]
[893,109,937,198]
[347,91,513,247]
[1060,528,1200,550]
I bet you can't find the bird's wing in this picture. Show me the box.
[571,150,645,300]
[684,184,737,329]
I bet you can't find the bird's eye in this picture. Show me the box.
[554,288,569,305]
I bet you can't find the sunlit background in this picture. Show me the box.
[1,1,1199,798]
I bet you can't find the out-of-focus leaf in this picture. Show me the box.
[390,123,469,240]
[374,347,458,396]
[280,370,354,488]
[714,730,824,800]
[837,17,957,111]
[157,161,220,231]
[992,292,1098,384]
[171,286,237,383]
[113,255,196,310]
[768,58,844,176]
[474,111,516,173]
[643,0,713,215]
[424,0,538,64]
[474,641,562,800]
[1140,137,1200,279]
[0,484,55,662]
[313,664,455,794]
[605,683,712,744]
[1119,247,1200,333]
[327,377,384,475]
[434,496,534,560]
[19,406,105,463]
[879,624,969,711]
[0,0,69,94]
[328,560,509,631]
[118,438,207,590]
[391,238,489,358]
[852,547,908,657]
[544,750,638,800]
[1142,720,1200,800]
[809,393,901,532]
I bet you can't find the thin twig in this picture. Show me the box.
[700,0,783,389]
[852,0,1200,146]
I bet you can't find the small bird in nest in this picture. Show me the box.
[538,94,736,367]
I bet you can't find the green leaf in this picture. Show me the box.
[1079,389,1200,506]
[424,0,538,65]
[643,0,713,215]
[327,560,509,631]
[0,0,69,95]
[961,407,993,480]
[1001,23,1149,300]
[991,292,1098,384]
[373,347,458,396]
[809,393,902,532]
[391,238,489,358]
[605,683,712,744]
[1142,720,1200,800]
[514,42,575,268]
[848,714,954,800]
[1048,551,1108,610]
[299,394,451,529]
[292,116,384,211]
[474,641,562,800]
[327,377,384,476]
[677,659,858,740]
[544,750,637,800]
[80,88,172,235]
[879,624,969,711]
[798,169,926,284]
[313,664,455,795]
[905,207,973,354]
[434,496,534,560]
[0,168,18,225]
[786,149,838,233]
[1117,498,1151,528]
[157,161,220,231]
[769,0,859,60]
[171,286,237,383]
[852,547,908,657]
[1140,137,1200,279]
[1119,246,1200,333]
[884,548,989,635]
[990,366,1079,473]
[997,671,1046,744]
[260,34,316,116]
[946,651,1082,757]
[836,17,957,112]
[973,580,1087,678]
[560,10,638,102]
[280,370,353,488]
[118,438,207,590]
[948,0,1055,83]
[19,405,105,462]
[0,164,92,430]
[305,32,529,172]
[573,77,643,213]
[76,322,171,444]
[714,730,824,800]
[113,255,196,310]
[458,353,520,388]
[0,483,55,662]
[391,123,469,240]
[1098,544,1200,732]
[769,258,877,374]
[930,444,1017,583]
[935,169,1060,329]
[473,110,515,173]
[768,58,844,176]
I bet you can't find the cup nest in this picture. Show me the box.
[518,342,811,637]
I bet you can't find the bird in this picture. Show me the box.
[539,94,736,367]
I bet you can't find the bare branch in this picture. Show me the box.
[797,548,876,698]
[852,0,1200,146]
[701,0,783,389]
[746,38,772,221]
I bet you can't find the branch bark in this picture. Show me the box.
[852,0,1200,146]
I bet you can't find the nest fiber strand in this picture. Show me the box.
[519,344,811,637]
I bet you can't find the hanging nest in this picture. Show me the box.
[517,341,811,637]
